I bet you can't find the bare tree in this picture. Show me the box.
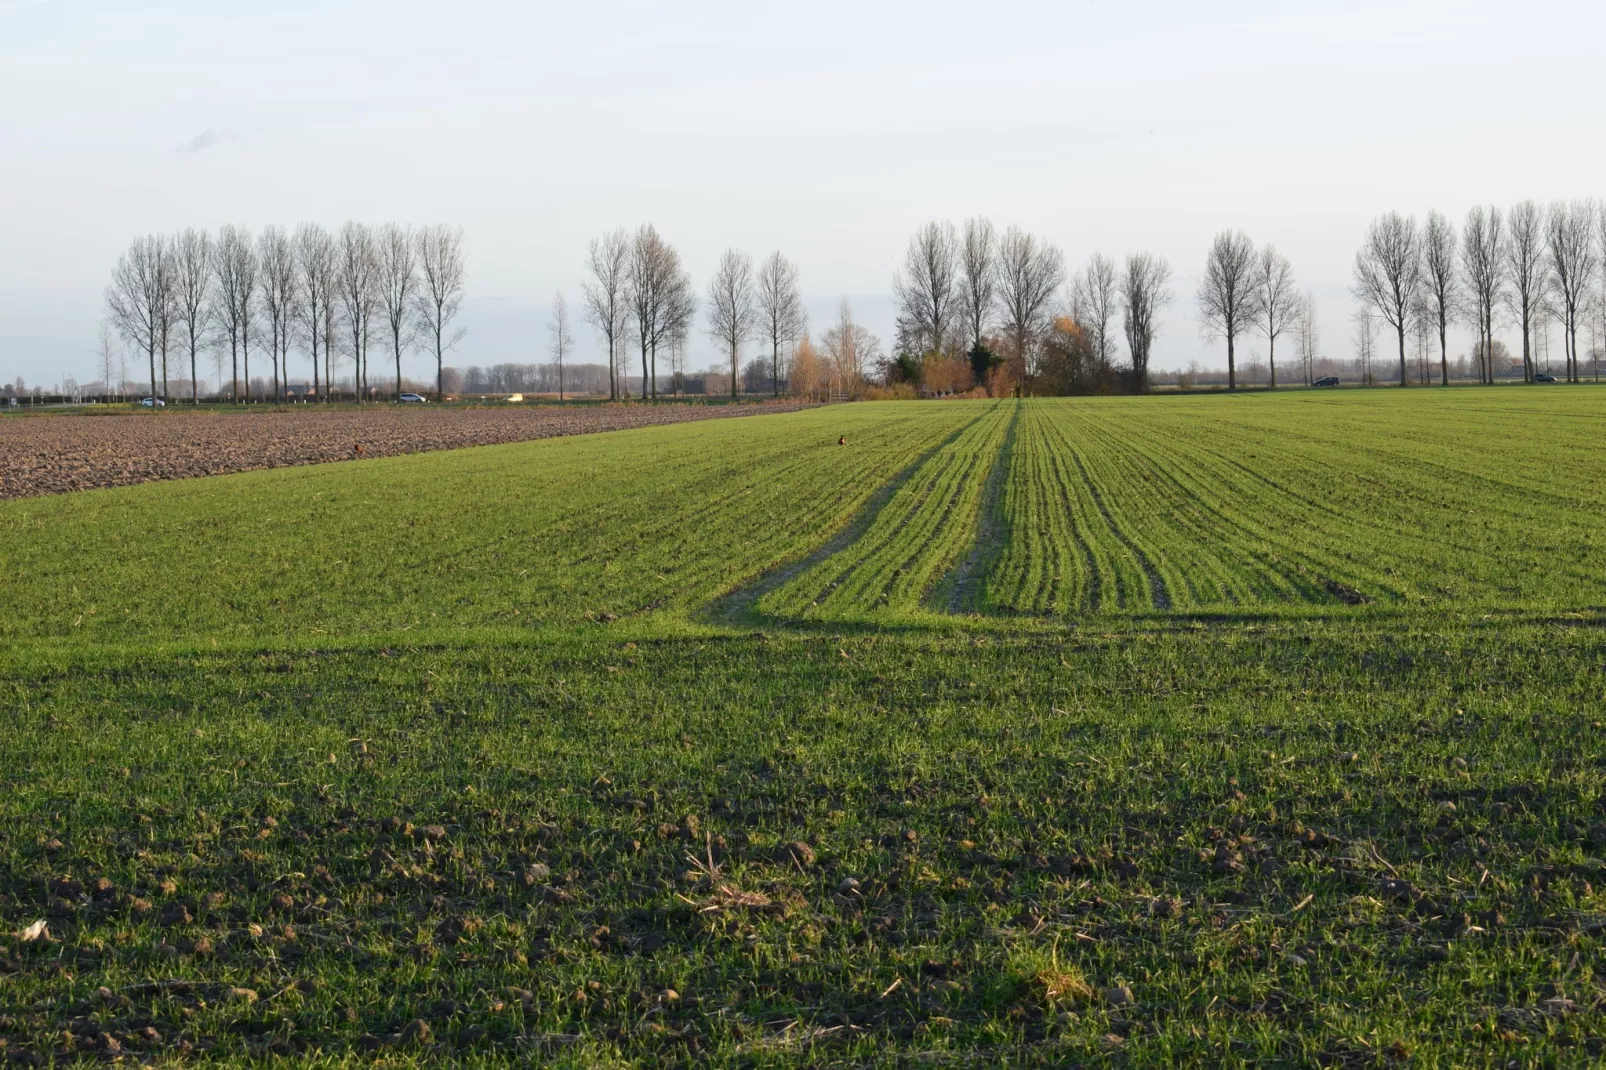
[1352,212,1422,387]
[256,227,297,401]
[627,225,665,400]
[660,256,697,397]
[105,235,169,406]
[1419,210,1459,386]
[1074,253,1120,373]
[958,217,998,352]
[1504,201,1549,382]
[171,228,214,404]
[628,225,690,400]
[321,282,340,399]
[995,226,1066,391]
[213,225,257,403]
[1461,206,1504,385]
[1546,200,1597,383]
[1352,308,1379,385]
[376,223,418,402]
[755,250,805,396]
[1197,230,1260,390]
[892,221,959,357]
[667,318,690,395]
[96,323,121,399]
[294,224,336,400]
[413,224,467,400]
[707,249,757,399]
[1251,245,1298,389]
[1295,291,1319,385]
[583,229,631,401]
[821,298,881,396]
[1120,253,1172,392]
[336,223,380,400]
[547,291,573,400]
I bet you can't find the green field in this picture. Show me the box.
[3,391,1604,1065]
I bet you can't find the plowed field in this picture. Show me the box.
[0,401,810,500]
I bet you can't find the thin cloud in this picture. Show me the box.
[178,128,240,155]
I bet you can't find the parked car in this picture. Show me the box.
[398,392,427,403]
[1534,373,1556,383]
[1313,376,1340,388]
[139,397,166,407]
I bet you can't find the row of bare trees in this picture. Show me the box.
[1195,233,1304,390]
[105,223,465,405]
[582,227,695,401]
[581,227,808,400]
[1351,201,1605,386]
[889,220,1174,393]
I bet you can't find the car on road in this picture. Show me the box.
[1313,376,1340,388]
[139,397,166,407]
[1534,373,1556,383]
[398,392,427,403]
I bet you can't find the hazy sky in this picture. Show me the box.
[3,0,1603,387]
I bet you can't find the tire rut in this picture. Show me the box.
[699,408,995,626]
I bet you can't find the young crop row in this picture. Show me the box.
[982,391,1606,617]
[0,404,984,646]
[3,389,1600,648]
[755,402,1012,623]
[4,623,1603,1062]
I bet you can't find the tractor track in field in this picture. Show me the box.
[701,408,993,627]
[932,399,1021,614]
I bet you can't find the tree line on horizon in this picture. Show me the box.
[880,218,1174,397]
[104,223,466,405]
[90,202,1606,409]
[1348,200,1605,387]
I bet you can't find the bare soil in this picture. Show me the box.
[0,402,811,500]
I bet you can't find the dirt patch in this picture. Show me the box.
[1322,576,1370,605]
[0,402,812,500]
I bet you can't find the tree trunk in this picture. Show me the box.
[1482,316,1491,384]
[1226,331,1236,391]
[231,335,239,403]
[730,342,738,399]
[772,338,779,396]
[1268,336,1276,389]
[395,328,403,402]
[148,343,157,411]
[1397,323,1407,386]
[1521,315,1531,382]
[1438,323,1448,387]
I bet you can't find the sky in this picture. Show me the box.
[2,0,1604,389]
